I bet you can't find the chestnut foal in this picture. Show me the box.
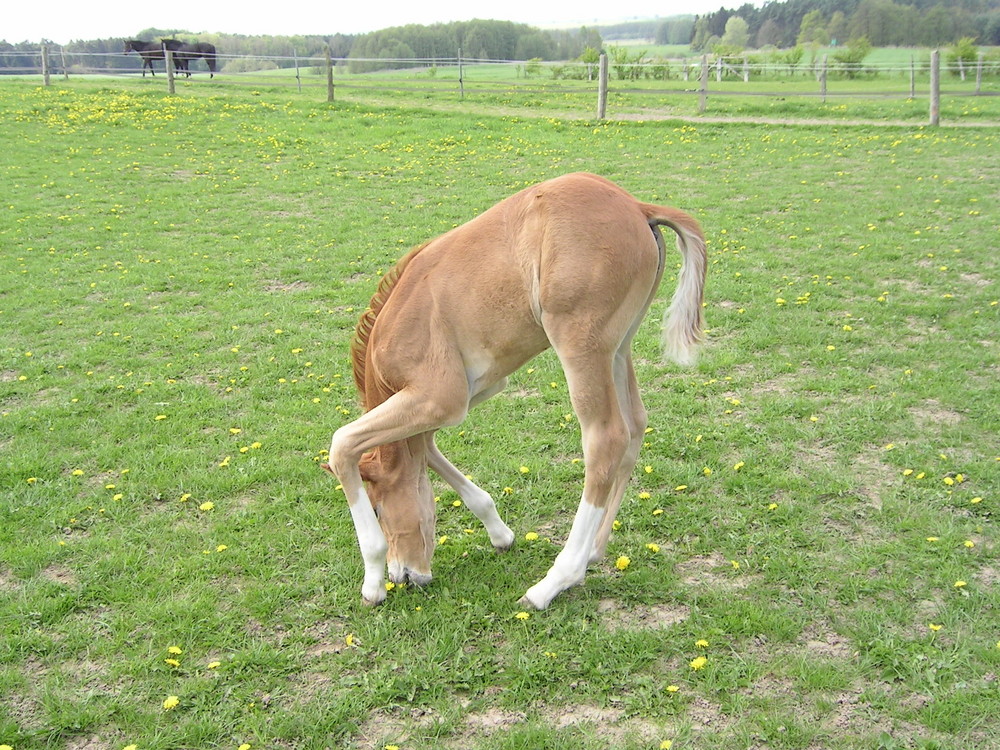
[324,173,706,609]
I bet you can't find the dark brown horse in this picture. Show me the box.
[162,39,218,78]
[123,40,164,77]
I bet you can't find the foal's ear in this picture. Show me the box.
[359,450,381,483]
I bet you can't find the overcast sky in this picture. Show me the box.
[4,0,749,45]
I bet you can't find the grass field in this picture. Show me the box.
[1,79,998,750]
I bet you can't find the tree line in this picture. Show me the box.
[0,20,603,74]
[2,0,998,75]
[689,0,1000,50]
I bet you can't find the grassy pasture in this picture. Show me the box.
[1,80,998,750]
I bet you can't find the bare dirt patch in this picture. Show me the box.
[909,399,964,427]
[264,280,312,293]
[597,598,690,631]
[676,551,754,590]
[41,564,78,586]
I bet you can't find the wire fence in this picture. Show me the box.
[3,47,998,124]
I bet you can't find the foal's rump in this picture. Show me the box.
[365,172,704,403]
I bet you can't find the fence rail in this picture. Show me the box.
[2,47,997,124]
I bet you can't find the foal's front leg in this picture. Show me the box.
[427,438,515,551]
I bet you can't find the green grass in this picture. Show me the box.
[1,79,998,750]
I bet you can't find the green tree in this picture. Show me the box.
[722,16,750,49]
[797,10,830,46]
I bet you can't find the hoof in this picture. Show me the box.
[361,585,387,607]
[517,592,547,611]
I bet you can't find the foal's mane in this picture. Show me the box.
[350,242,429,403]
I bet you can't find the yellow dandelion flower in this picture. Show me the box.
[690,656,708,670]
[665,685,680,693]
[164,658,180,668]
[218,456,230,467]
[646,543,660,553]
[943,476,955,486]
[768,503,779,510]
[638,491,651,499]
[515,611,530,620]
[71,469,84,477]
[167,646,182,655]
[239,745,252,750]
[519,465,530,474]
[696,639,709,648]
[661,742,674,750]
[525,532,539,541]
[674,485,688,492]
[928,623,942,632]
[733,461,745,471]
[652,508,664,516]
[615,556,631,571]
[207,661,222,669]
[124,745,138,750]
[438,535,449,545]
[954,580,967,588]
[644,465,653,473]
[964,540,975,548]
[163,695,180,710]
[703,467,712,476]
[200,501,214,511]
[216,544,228,552]
[971,497,982,504]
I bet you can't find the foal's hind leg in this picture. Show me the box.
[520,350,632,609]
[590,349,648,563]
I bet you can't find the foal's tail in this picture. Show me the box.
[641,204,707,366]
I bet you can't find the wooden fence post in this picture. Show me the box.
[699,55,709,113]
[294,48,301,92]
[929,49,940,126]
[820,55,828,104]
[164,45,175,95]
[61,47,69,81]
[458,47,464,100]
[975,53,984,95]
[326,47,334,103]
[910,55,916,99]
[597,51,608,120]
[41,44,51,85]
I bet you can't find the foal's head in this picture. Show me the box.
[360,439,436,587]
